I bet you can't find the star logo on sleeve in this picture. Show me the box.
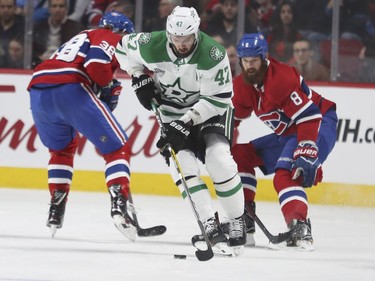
[159,77,199,104]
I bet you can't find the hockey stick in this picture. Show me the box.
[151,101,214,262]
[128,190,167,237]
[245,203,292,244]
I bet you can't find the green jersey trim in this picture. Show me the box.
[201,96,229,109]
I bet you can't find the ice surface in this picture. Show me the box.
[0,188,374,281]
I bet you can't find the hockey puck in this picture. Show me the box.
[174,254,187,259]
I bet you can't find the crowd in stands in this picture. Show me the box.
[1,0,375,83]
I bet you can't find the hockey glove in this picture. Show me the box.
[99,79,122,111]
[156,120,191,154]
[292,141,323,188]
[132,74,160,110]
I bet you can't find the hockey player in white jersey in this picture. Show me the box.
[115,6,246,254]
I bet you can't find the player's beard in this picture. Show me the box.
[170,41,197,58]
[241,60,268,85]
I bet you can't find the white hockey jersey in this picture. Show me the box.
[115,31,233,124]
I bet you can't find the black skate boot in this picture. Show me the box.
[287,219,314,250]
[108,184,137,241]
[46,190,67,237]
[221,202,256,246]
[244,202,256,246]
[227,214,246,255]
[192,215,229,256]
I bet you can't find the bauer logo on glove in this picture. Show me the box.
[169,121,190,137]
[156,120,191,153]
[291,141,322,188]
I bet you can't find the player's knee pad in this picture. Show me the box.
[273,168,299,193]
[205,135,237,183]
[49,137,78,161]
[103,143,131,163]
[231,142,262,171]
[169,149,200,183]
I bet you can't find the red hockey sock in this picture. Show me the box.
[103,144,131,198]
[274,169,308,225]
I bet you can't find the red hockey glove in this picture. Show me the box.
[292,141,323,188]
[100,79,122,111]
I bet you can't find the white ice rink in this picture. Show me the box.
[0,187,374,281]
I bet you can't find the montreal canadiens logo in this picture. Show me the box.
[138,33,151,45]
[210,46,224,61]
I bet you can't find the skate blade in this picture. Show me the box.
[112,214,137,242]
[49,225,57,238]
[194,241,233,256]
[229,245,244,256]
[294,240,314,251]
[269,240,314,252]
[245,233,255,247]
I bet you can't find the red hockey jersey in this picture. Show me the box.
[28,28,121,90]
[232,57,336,142]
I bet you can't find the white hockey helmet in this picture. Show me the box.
[166,6,201,42]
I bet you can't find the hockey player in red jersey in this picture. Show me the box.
[231,33,337,249]
[27,11,137,239]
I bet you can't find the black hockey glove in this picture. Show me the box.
[99,79,122,111]
[292,141,323,188]
[132,74,160,110]
[156,120,191,154]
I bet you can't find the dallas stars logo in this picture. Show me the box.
[210,46,224,61]
[138,33,151,45]
[159,78,199,104]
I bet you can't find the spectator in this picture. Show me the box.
[212,34,224,45]
[16,0,90,23]
[85,0,116,28]
[0,0,25,59]
[67,0,91,24]
[204,0,256,47]
[0,34,24,68]
[267,0,302,63]
[359,40,375,83]
[143,0,182,32]
[106,0,134,22]
[326,0,368,42]
[32,0,84,62]
[226,44,238,76]
[290,38,330,82]
[359,2,375,83]
[293,0,331,46]
[253,0,275,37]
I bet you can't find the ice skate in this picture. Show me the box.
[286,219,314,251]
[221,202,256,247]
[108,184,137,241]
[243,202,256,246]
[192,216,231,256]
[46,190,67,238]
[227,214,246,255]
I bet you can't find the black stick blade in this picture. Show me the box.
[137,225,167,237]
[195,249,214,261]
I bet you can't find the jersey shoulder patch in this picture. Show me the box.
[191,32,226,70]
[138,31,169,63]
